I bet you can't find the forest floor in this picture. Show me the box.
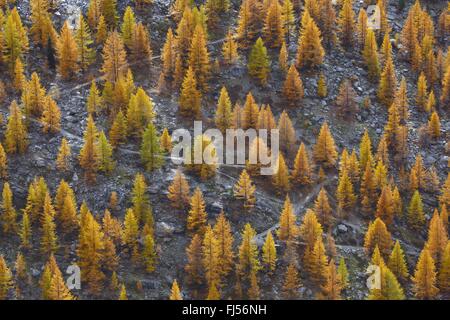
[0,0,448,300]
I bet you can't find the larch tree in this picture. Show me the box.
[4,100,28,154]
[22,72,47,117]
[142,232,157,273]
[388,240,409,281]
[131,22,152,65]
[282,64,304,107]
[363,28,380,81]
[41,96,61,134]
[215,86,233,133]
[338,0,355,48]
[248,37,270,85]
[368,263,405,300]
[97,131,115,173]
[364,217,393,256]
[169,279,182,300]
[336,168,357,211]
[335,79,358,119]
[78,115,99,183]
[278,110,296,155]
[30,0,52,46]
[337,257,349,289]
[440,174,450,208]
[233,169,256,209]
[359,129,373,170]
[356,8,368,49]
[101,31,128,83]
[279,41,288,73]
[375,185,394,225]
[187,187,207,234]
[57,21,79,79]
[440,65,450,106]
[425,91,436,113]
[40,194,58,256]
[317,73,327,97]
[439,242,450,293]
[236,0,259,48]
[185,234,204,286]
[3,12,28,73]
[299,209,323,266]
[277,195,299,242]
[425,210,448,262]
[222,30,238,65]
[179,67,202,118]
[262,231,276,273]
[0,144,8,179]
[247,271,260,300]
[186,135,217,181]
[317,0,337,49]
[75,14,95,71]
[87,0,101,29]
[237,223,260,278]
[87,81,102,115]
[202,225,221,287]
[188,25,210,92]
[13,58,26,93]
[0,256,13,300]
[121,6,136,48]
[263,0,284,48]
[308,237,328,285]
[161,28,176,82]
[122,208,139,262]
[272,153,290,193]
[408,190,425,230]
[314,187,333,228]
[242,92,259,130]
[56,138,71,171]
[101,0,118,28]
[281,0,294,43]
[168,169,190,209]
[96,15,107,44]
[160,128,172,153]
[77,210,105,295]
[412,248,439,299]
[321,259,342,300]
[292,142,313,186]
[378,55,397,107]
[131,173,153,227]
[295,10,325,69]
[213,212,234,278]
[1,182,17,234]
[416,72,428,111]
[313,122,338,168]
[282,264,300,299]
[140,123,163,172]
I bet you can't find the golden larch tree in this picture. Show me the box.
[282,64,304,107]
[57,21,79,79]
[295,10,325,69]
[412,248,439,299]
[262,231,276,273]
[213,211,234,278]
[277,195,299,242]
[187,187,207,234]
[101,31,128,83]
[4,100,28,154]
[168,169,190,209]
[313,122,338,168]
[78,115,99,182]
[234,169,256,209]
